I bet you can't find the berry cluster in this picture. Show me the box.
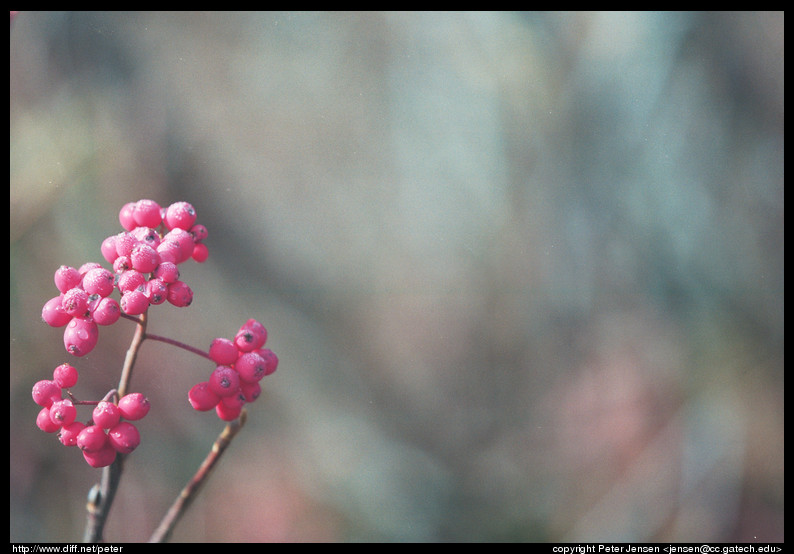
[33,363,150,468]
[189,319,279,421]
[41,199,208,357]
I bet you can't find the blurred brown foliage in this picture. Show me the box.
[10,12,783,543]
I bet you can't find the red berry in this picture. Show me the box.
[114,231,139,258]
[234,319,267,352]
[112,255,132,273]
[118,202,137,231]
[61,287,89,317]
[189,223,208,243]
[77,425,108,453]
[209,366,240,398]
[82,267,115,297]
[93,401,122,429]
[54,265,82,294]
[191,243,209,263]
[153,261,179,283]
[239,381,261,403]
[156,240,180,264]
[118,393,150,420]
[36,407,62,433]
[162,228,194,263]
[117,270,146,293]
[32,380,62,407]
[130,243,160,273]
[208,338,238,365]
[92,297,121,326]
[164,201,197,231]
[236,351,267,383]
[257,348,279,376]
[101,235,119,264]
[53,363,79,388]
[58,421,86,446]
[220,390,246,412]
[188,381,221,411]
[145,277,169,305]
[63,317,99,357]
[215,400,242,422]
[83,441,117,468]
[166,281,193,307]
[42,295,72,327]
[131,226,161,249]
[120,290,149,315]
[49,399,77,426]
[107,421,140,454]
[133,199,162,228]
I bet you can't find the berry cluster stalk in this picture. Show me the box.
[83,313,147,541]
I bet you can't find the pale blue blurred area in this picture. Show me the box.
[10,12,783,542]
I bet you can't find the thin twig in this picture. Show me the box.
[148,410,247,543]
[83,312,148,542]
[144,333,212,361]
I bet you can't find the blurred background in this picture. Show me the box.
[10,11,783,543]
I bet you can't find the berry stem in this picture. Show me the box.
[144,333,212,361]
[148,410,247,543]
[83,314,147,542]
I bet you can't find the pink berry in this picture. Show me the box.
[58,421,86,446]
[166,281,193,307]
[164,201,197,231]
[49,399,77,426]
[117,270,146,293]
[61,287,89,317]
[234,319,267,352]
[257,348,279,376]
[78,262,103,276]
[114,231,139,258]
[189,224,208,243]
[153,261,179,283]
[188,381,221,411]
[130,226,161,249]
[101,235,119,264]
[107,421,140,454]
[145,277,169,305]
[208,366,240,398]
[236,351,267,383]
[92,297,121,326]
[118,202,137,231]
[120,290,149,316]
[52,363,79,388]
[220,390,246,412]
[32,380,62,407]
[156,240,180,264]
[118,393,150,420]
[215,400,242,422]
[83,442,117,468]
[36,407,62,433]
[208,338,238,365]
[93,401,122,429]
[162,228,194,263]
[82,267,115,297]
[133,199,162,228]
[54,265,82,294]
[191,243,209,263]
[77,425,108,453]
[112,255,132,273]
[42,295,72,327]
[63,317,99,357]
[239,381,261,403]
[130,243,160,273]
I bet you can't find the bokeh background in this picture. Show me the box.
[10,11,783,543]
